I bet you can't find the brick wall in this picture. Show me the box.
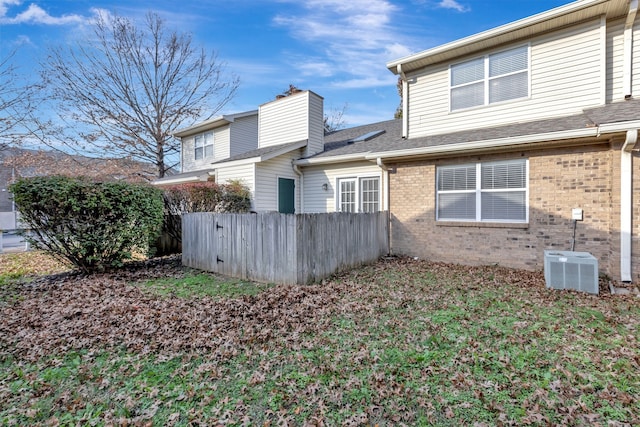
[388,141,635,280]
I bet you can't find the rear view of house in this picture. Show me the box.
[379,0,640,281]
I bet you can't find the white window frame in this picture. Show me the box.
[194,131,214,160]
[336,175,381,213]
[449,44,530,112]
[436,159,529,223]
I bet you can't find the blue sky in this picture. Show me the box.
[1,0,573,129]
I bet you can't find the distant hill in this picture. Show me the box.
[0,148,158,211]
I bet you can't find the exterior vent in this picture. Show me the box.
[543,250,598,294]
[347,130,385,144]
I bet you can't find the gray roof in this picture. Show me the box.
[306,99,640,160]
[211,140,306,165]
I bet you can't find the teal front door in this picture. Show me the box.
[278,178,295,214]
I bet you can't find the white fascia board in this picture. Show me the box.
[366,128,600,160]
[224,110,258,121]
[294,152,370,166]
[387,0,608,72]
[151,176,200,186]
[152,172,215,186]
[209,156,262,169]
[173,109,258,137]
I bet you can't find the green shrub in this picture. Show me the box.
[162,181,251,243]
[10,176,164,273]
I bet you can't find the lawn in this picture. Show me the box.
[1,253,639,426]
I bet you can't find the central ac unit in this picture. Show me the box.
[543,250,599,295]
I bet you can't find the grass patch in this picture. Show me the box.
[1,259,639,425]
[139,272,272,299]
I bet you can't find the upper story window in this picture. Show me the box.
[194,131,214,160]
[437,159,528,222]
[337,176,381,213]
[450,45,529,111]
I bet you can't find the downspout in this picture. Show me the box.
[397,64,408,139]
[377,157,391,256]
[621,129,638,282]
[293,163,303,214]
[623,0,638,99]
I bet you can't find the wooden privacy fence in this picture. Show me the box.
[182,211,389,285]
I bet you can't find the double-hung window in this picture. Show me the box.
[450,45,529,111]
[437,159,528,222]
[338,176,380,213]
[194,131,214,160]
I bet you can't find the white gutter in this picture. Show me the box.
[597,120,640,133]
[623,0,638,99]
[151,170,215,186]
[294,121,640,167]
[620,129,638,282]
[294,152,373,166]
[292,163,303,213]
[367,127,601,160]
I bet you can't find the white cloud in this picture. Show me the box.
[437,0,469,13]
[273,0,414,89]
[0,0,85,24]
[12,34,33,47]
[297,60,334,78]
[0,0,19,17]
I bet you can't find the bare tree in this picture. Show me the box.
[394,77,403,119]
[0,51,35,151]
[41,11,239,177]
[323,103,348,133]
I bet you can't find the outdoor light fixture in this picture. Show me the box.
[322,183,328,191]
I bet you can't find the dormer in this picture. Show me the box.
[258,90,324,158]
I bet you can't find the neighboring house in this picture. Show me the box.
[155,90,324,214]
[161,0,640,282]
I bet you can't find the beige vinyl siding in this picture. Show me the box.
[606,17,625,102]
[230,114,258,156]
[305,92,325,157]
[254,150,303,212]
[259,92,310,148]
[302,162,384,213]
[407,19,603,138]
[181,125,230,172]
[181,136,196,172]
[214,126,231,161]
[216,163,256,207]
